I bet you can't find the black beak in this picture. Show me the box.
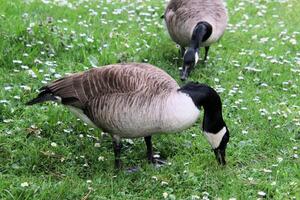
[180,66,189,81]
[214,148,226,165]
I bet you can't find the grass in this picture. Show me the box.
[0,0,299,199]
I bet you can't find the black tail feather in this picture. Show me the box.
[26,90,58,106]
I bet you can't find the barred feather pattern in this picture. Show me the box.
[44,63,200,138]
[164,0,228,47]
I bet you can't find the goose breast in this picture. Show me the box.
[165,0,228,47]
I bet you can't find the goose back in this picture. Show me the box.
[165,0,228,47]
[47,63,178,106]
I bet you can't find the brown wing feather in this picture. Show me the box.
[45,63,178,110]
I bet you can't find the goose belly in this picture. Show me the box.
[66,93,200,139]
[106,93,200,138]
[110,114,166,138]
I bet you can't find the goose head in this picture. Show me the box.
[205,126,230,165]
[181,22,213,81]
[181,48,199,81]
[179,82,230,165]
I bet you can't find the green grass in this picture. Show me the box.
[0,0,300,199]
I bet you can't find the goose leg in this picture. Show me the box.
[113,140,122,169]
[180,46,186,57]
[204,46,210,61]
[144,136,166,165]
[145,136,154,162]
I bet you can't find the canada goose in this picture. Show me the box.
[164,0,228,80]
[26,63,230,168]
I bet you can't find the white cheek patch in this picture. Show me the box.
[204,127,227,149]
[195,52,199,64]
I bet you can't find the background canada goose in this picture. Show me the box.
[164,0,228,80]
[26,63,230,168]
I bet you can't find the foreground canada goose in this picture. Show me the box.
[164,0,228,80]
[26,63,230,168]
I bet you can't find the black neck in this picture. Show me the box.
[179,82,225,133]
[190,21,213,49]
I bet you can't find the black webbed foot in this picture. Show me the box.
[125,166,140,173]
[144,136,168,168]
[151,157,167,167]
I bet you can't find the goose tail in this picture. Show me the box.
[26,87,59,105]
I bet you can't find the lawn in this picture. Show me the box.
[0,0,299,199]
